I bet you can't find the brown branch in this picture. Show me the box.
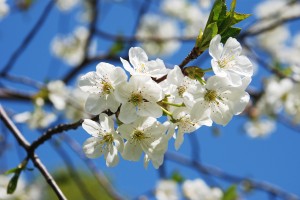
[240,14,300,39]
[165,152,299,200]
[0,0,55,75]
[0,105,67,200]
[95,28,195,43]
[29,119,85,151]
[0,88,33,102]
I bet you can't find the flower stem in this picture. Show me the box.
[161,101,185,107]
[160,106,173,117]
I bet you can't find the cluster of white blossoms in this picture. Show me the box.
[79,34,253,168]
[51,26,89,66]
[136,0,210,56]
[13,80,88,129]
[155,178,223,200]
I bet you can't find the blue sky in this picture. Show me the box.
[1,0,299,199]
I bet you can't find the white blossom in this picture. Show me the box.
[192,76,250,126]
[285,83,300,123]
[165,65,201,108]
[51,26,89,66]
[79,62,127,115]
[209,34,253,86]
[47,80,68,110]
[171,107,212,150]
[155,180,179,200]
[118,117,167,168]
[115,75,163,124]
[136,14,180,56]
[13,98,56,129]
[245,119,275,138]
[0,0,9,18]
[120,47,170,78]
[182,179,223,200]
[82,114,124,167]
[56,0,79,11]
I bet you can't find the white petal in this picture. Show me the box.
[137,102,162,118]
[119,103,137,124]
[122,141,143,161]
[85,94,107,115]
[209,34,223,60]
[129,47,148,69]
[110,67,128,86]
[82,119,101,137]
[167,65,184,86]
[99,113,114,132]
[175,130,184,150]
[78,72,100,93]
[223,37,242,58]
[82,137,104,158]
[96,62,115,77]
[120,57,135,75]
[104,145,119,167]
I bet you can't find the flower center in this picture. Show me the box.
[131,129,149,142]
[204,89,218,102]
[177,86,186,97]
[137,63,147,73]
[129,92,143,106]
[217,55,234,68]
[101,81,113,94]
[103,134,113,144]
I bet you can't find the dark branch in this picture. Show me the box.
[0,0,55,75]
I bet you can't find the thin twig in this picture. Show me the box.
[0,0,55,75]
[0,105,67,200]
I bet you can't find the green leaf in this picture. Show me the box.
[171,171,185,183]
[196,22,218,51]
[109,38,124,56]
[7,172,21,194]
[222,185,238,200]
[206,0,226,26]
[4,167,22,175]
[220,27,241,43]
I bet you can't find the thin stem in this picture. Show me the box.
[161,101,185,108]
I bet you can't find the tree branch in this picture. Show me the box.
[0,105,67,200]
[0,0,55,75]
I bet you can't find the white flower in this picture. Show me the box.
[51,26,89,66]
[192,76,250,126]
[82,114,124,167]
[182,179,223,200]
[170,107,212,150]
[115,75,163,124]
[64,88,89,121]
[165,65,201,108]
[0,0,9,19]
[209,34,253,86]
[118,117,167,168]
[13,98,56,129]
[47,80,68,110]
[155,180,179,200]
[285,83,300,123]
[79,62,127,115]
[120,47,170,78]
[264,77,293,113]
[245,119,275,138]
[136,14,180,56]
[56,0,79,11]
